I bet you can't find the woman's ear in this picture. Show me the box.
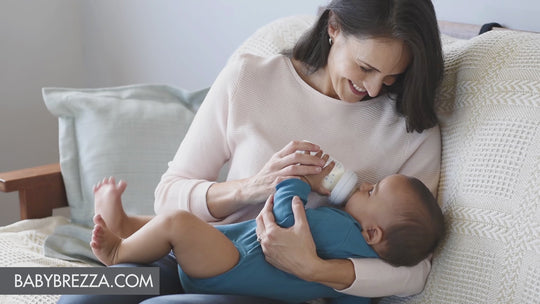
[363,226,383,245]
[327,12,340,41]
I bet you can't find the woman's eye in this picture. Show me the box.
[360,66,371,72]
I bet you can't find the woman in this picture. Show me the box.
[59,0,443,303]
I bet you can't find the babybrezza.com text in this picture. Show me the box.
[1,267,159,294]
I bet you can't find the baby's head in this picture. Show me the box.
[344,174,445,267]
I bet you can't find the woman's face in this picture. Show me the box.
[325,29,411,103]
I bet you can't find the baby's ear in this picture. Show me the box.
[363,226,383,245]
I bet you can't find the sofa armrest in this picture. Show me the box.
[0,163,68,220]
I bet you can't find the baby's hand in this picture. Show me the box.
[301,151,335,196]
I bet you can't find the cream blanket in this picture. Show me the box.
[0,216,91,304]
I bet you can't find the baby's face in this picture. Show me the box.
[343,174,414,228]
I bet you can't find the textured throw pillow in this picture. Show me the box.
[381,31,540,303]
[42,84,208,262]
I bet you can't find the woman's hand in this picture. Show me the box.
[256,194,320,281]
[244,140,326,204]
[256,194,356,290]
[206,141,326,219]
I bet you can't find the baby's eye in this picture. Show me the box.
[368,189,373,196]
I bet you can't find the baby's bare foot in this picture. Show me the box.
[94,177,128,237]
[90,214,122,266]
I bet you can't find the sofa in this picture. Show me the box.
[0,15,539,304]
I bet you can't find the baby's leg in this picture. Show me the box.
[94,177,151,238]
[91,210,240,279]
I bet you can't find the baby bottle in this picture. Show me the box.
[322,158,358,206]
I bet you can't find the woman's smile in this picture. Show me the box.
[349,80,367,98]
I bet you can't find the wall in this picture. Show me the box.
[0,0,88,224]
[0,0,538,225]
[79,0,323,90]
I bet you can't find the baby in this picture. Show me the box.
[90,154,444,303]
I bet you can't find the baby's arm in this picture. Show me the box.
[272,179,311,227]
[272,152,335,226]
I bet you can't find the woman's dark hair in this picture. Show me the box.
[288,0,444,133]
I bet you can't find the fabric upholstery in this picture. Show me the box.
[381,30,540,303]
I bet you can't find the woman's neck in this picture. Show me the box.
[291,59,335,98]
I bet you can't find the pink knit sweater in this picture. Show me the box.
[155,54,441,297]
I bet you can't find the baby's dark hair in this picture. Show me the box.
[378,177,445,267]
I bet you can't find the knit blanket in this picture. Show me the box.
[382,30,540,304]
[0,216,91,304]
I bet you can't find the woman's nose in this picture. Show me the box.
[364,77,383,97]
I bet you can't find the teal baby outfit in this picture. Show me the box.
[178,179,376,304]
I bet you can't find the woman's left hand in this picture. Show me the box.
[255,194,320,281]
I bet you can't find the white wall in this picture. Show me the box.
[80,0,323,90]
[0,0,88,224]
[1,0,539,225]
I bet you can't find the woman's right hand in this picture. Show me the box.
[243,140,327,204]
[206,141,326,219]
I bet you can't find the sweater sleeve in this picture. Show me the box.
[153,58,244,222]
[338,257,431,297]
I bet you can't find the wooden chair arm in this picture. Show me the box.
[0,163,68,220]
